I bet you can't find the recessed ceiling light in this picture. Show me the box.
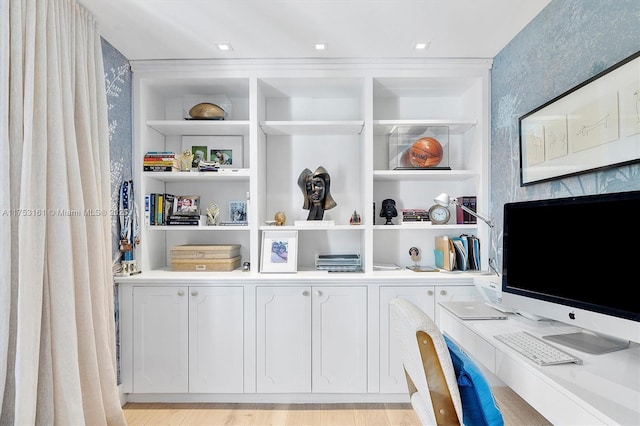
[414,41,430,51]
[315,43,328,51]
[217,43,233,51]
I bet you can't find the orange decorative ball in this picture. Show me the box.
[401,137,443,167]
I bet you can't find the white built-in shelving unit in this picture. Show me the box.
[115,59,491,402]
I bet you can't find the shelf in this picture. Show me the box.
[373,119,476,136]
[374,224,478,230]
[133,63,489,277]
[259,121,364,136]
[259,225,364,231]
[146,120,250,137]
[147,225,250,231]
[373,170,478,181]
[143,170,250,182]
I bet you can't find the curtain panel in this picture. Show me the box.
[0,0,125,424]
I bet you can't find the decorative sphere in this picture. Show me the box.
[401,137,443,168]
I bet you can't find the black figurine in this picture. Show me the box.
[380,198,398,225]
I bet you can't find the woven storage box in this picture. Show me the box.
[170,244,241,271]
[170,244,240,260]
[171,256,241,272]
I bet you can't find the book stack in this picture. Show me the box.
[143,151,175,171]
[456,196,477,224]
[146,194,200,226]
[315,252,362,272]
[401,208,430,223]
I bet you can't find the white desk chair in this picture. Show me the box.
[390,298,504,426]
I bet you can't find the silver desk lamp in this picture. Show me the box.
[433,193,499,275]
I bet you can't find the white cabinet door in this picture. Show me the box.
[133,286,189,393]
[189,286,244,393]
[379,286,435,393]
[312,286,368,393]
[256,285,368,393]
[256,286,312,393]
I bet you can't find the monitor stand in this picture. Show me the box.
[543,332,630,355]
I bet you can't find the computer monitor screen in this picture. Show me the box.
[501,190,640,354]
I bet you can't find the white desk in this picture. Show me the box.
[439,305,640,425]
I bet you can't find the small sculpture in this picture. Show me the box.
[409,247,420,269]
[380,198,398,225]
[274,211,286,226]
[298,166,337,221]
[206,202,220,225]
[178,149,194,172]
[349,210,361,225]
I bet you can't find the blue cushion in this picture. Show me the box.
[444,335,504,426]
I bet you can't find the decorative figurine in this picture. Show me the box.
[298,166,337,220]
[274,211,286,226]
[349,210,361,225]
[409,246,420,269]
[178,149,194,172]
[206,202,220,225]
[380,198,398,225]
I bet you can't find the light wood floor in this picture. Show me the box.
[123,387,552,425]
[123,402,421,426]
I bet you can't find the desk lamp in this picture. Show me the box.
[433,193,499,275]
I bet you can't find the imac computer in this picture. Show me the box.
[501,190,640,354]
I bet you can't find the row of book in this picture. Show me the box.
[144,151,175,172]
[434,234,480,271]
[401,208,429,222]
[456,196,477,224]
[145,193,201,226]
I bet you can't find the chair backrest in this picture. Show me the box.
[390,298,463,425]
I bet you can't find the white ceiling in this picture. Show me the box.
[78,0,551,61]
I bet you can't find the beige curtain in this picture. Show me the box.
[0,0,125,424]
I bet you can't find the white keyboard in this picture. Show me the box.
[494,331,582,366]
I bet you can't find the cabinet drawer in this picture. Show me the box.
[439,309,496,374]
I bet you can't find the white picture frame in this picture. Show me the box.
[260,230,298,273]
[182,135,244,169]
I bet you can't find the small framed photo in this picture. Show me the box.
[260,230,298,273]
[229,201,247,223]
[210,135,243,168]
[190,145,207,168]
[174,195,200,216]
[182,135,244,169]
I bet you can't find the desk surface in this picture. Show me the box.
[439,306,640,425]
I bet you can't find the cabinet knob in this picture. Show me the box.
[315,290,322,297]
[302,291,310,296]
[177,290,184,296]
[191,290,198,296]
[440,290,447,296]
[427,290,434,296]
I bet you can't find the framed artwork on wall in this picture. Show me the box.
[519,50,640,186]
[260,230,298,273]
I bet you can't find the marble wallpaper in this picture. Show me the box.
[490,0,640,268]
